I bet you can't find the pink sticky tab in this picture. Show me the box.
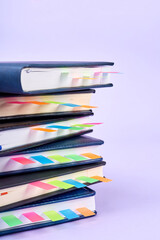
[94,72,101,76]
[22,212,44,222]
[30,181,57,190]
[7,101,28,104]
[11,157,35,165]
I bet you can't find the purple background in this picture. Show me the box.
[0,0,160,239]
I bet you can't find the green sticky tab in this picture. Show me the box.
[65,154,88,161]
[48,155,72,163]
[76,176,99,183]
[61,72,68,75]
[1,215,22,227]
[43,210,64,221]
[48,180,74,189]
[72,124,94,127]
[83,75,90,78]
[45,101,65,104]
[70,126,84,130]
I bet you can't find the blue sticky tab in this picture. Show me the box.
[46,125,71,129]
[60,209,79,220]
[62,103,80,107]
[0,145,2,151]
[31,155,54,164]
[63,179,86,188]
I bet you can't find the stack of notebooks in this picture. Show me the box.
[0,61,114,235]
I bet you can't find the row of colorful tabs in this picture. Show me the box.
[10,152,101,165]
[49,71,118,80]
[0,176,112,196]
[6,100,96,108]
[72,71,118,79]
[31,123,102,132]
[1,207,96,228]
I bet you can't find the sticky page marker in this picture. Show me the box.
[27,101,49,105]
[31,155,54,164]
[31,128,57,132]
[48,155,72,163]
[76,176,99,183]
[82,77,95,80]
[94,72,101,76]
[45,101,64,104]
[81,153,102,159]
[46,125,71,130]
[48,180,74,189]
[30,181,57,190]
[72,124,95,127]
[91,176,112,182]
[65,154,88,161]
[1,215,23,227]
[7,101,28,104]
[43,211,64,221]
[81,105,97,109]
[76,207,95,217]
[63,179,86,188]
[22,212,44,222]
[0,192,8,196]
[70,126,84,130]
[62,103,80,107]
[60,209,79,220]
[11,157,35,165]
[0,145,2,151]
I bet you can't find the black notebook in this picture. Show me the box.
[0,187,97,236]
[0,89,96,121]
[0,135,104,176]
[0,112,98,155]
[0,161,112,211]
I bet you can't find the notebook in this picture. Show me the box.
[0,112,100,154]
[0,61,114,94]
[0,187,97,236]
[0,161,111,211]
[0,89,96,120]
[0,135,104,176]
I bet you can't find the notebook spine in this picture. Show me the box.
[0,66,23,94]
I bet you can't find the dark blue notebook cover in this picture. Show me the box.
[0,61,114,95]
[0,187,96,236]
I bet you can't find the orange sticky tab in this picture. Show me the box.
[28,101,49,105]
[81,153,102,159]
[81,105,97,109]
[76,207,95,217]
[91,176,112,182]
[32,128,57,132]
[1,192,8,196]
